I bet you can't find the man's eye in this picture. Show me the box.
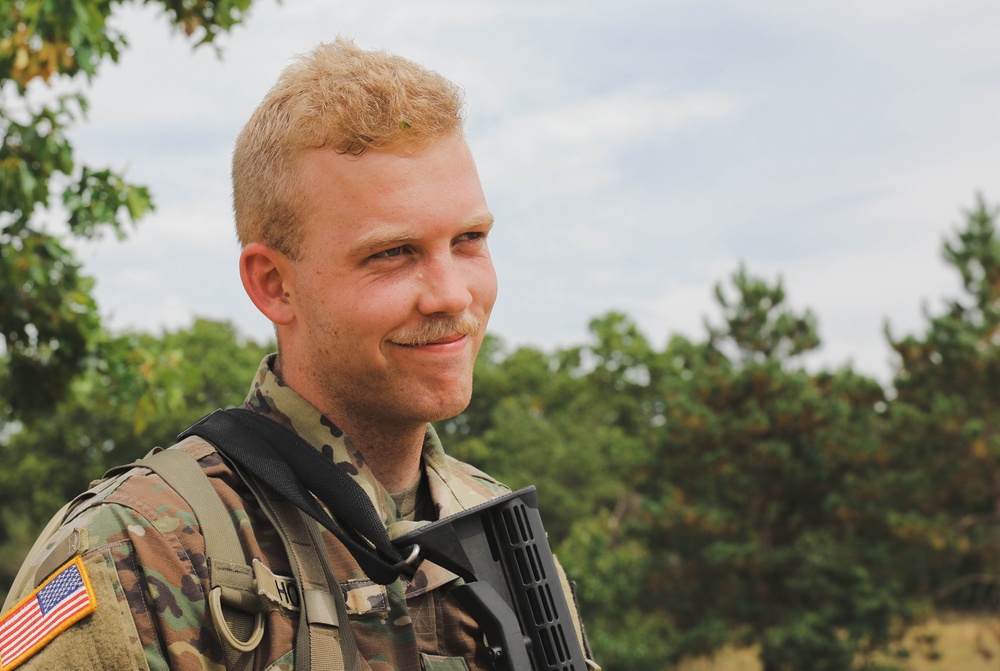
[456,232,485,244]
[373,246,407,259]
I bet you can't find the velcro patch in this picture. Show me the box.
[253,559,300,612]
[0,557,96,671]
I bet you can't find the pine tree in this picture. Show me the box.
[886,196,1000,616]
[640,267,900,671]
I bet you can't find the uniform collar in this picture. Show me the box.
[244,354,461,526]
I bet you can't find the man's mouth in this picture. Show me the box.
[392,333,466,347]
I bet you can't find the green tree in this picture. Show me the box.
[441,321,646,545]
[445,275,911,670]
[570,269,904,671]
[707,264,821,365]
[1,0,255,422]
[885,195,1000,616]
[0,318,272,604]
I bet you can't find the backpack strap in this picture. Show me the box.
[7,423,365,671]
[107,437,364,670]
[4,439,264,671]
[134,441,263,671]
[158,429,363,671]
[235,462,362,671]
[181,409,406,584]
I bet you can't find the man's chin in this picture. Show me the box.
[413,385,474,423]
[430,404,472,424]
[428,396,473,423]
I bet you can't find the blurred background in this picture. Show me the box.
[2,1,999,669]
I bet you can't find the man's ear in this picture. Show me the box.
[240,242,295,326]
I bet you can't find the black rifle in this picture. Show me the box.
[392,486,588,671]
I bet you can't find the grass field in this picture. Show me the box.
[676,616,1000,671]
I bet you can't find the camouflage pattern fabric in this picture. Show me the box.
[2,355,591,671]
[4,355,509,670]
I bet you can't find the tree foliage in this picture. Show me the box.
[707,264,821,365]
[0,0,256,421]
[885,196,1000,615]
[0,0,263,612]
[643,332,899,671]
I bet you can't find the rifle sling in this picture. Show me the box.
[180,409,405,586]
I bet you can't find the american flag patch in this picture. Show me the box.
[0,557,96,671]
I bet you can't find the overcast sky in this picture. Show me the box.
[66,0,1000,384]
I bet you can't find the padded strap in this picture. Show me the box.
[302,511,361,671]
[138,443,261,671]
[236,466,362,671]
[181,409,406,585]
[138,447,245,568]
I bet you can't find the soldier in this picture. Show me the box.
[0,39,596,671]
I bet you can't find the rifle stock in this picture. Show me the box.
[392,486,587,671]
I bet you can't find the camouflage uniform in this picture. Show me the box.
[1,355,541,671]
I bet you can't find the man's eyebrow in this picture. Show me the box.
[465,212,495,231]
[350,212,495,258]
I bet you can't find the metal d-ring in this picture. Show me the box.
[209,586,265,653]
[392,544,423,578]
[401,544,421,566]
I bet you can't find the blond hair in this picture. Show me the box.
[232,38,465,256]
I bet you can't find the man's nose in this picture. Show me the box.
[416,255,473,316]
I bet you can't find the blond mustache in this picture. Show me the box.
[390,313,482,346]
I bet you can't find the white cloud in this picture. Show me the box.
[477,89,740,199]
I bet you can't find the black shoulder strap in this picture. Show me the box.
[180,409,406,585]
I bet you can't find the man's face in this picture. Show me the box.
[285,133,497,430]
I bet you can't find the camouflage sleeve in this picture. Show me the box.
[3,549,150,671]
[3,472,227,671]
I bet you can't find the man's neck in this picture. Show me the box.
[339,421,427,494]
[273,355,427,492]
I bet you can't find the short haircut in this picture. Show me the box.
[232,37,466,257]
